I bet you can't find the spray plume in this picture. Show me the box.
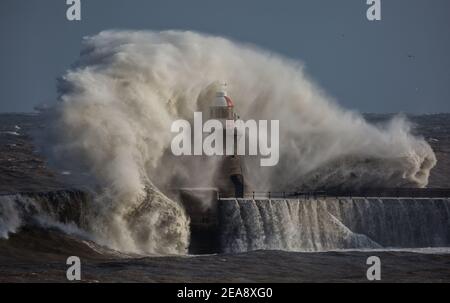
[39,30,436,254]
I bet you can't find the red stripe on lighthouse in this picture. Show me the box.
[224,96,234,107]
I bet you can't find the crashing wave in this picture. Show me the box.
[34,30,436,254]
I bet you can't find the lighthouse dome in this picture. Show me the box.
[213,91,234,107]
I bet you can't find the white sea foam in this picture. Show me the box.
[37,30,436,254]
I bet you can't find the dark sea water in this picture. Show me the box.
[1,228,450,283]
[1,113,450,283]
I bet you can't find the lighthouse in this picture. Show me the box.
[208,83,245,198]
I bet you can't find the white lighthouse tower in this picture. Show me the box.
[208,83,245,198]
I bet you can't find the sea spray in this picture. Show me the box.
[37,30,436,254]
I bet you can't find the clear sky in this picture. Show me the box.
[0,0,449,113]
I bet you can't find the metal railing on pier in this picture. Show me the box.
[218,191,326,200]
[217,188,450,200]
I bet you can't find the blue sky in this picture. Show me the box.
[1,0,449,113]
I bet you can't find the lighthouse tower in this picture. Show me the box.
[208,83,245,198]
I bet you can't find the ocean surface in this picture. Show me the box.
[1,113,450,282]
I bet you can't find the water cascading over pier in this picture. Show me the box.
[219,198,450,253]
